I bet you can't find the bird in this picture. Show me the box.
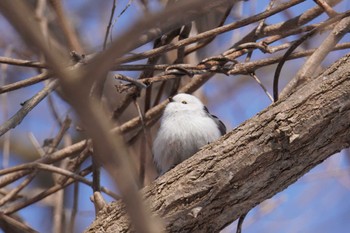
[152,93,226,175]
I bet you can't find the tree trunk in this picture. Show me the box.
[85,53,350,233]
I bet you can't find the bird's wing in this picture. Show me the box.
[203,106,227,136]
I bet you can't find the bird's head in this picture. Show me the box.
[167,93,205,113]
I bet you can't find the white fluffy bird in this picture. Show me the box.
[153,93,226,175]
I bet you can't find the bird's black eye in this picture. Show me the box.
[181,100,187,104]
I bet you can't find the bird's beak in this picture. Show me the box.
[168,97,174,102]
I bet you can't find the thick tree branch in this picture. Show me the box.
[85,53,350,232]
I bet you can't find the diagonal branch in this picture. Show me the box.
[0,79,58,137]
[85,53,350,232]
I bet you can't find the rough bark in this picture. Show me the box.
[85,53,350,233]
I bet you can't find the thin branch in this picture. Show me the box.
[103,0,117,50]
[68,182,79,233]
[249,72,273,102]
[111,41,350,73]
[27,133,46,157]
[0,173,36,207]
[273,11,350,100]
[0,56,45,68]
[244,0,276,63]
[47,94,64,127]
[1,46,12,168]
[115,74,148,89]
[280,16,350,98]
[49,0,83,52]
[115,0,305,64]
[0,213,38,233]
[109,0,134,45]
[235,0,342,45]
[0,140,88,190]
[56,142,92,185]
[236,213,247,233]
[313,0,338,17]
[0,72,50,94]
[185,3,234,55]
[2,166,93,215]
[133,100,150,187]
[0,79,58,137]
[46,116,71,155]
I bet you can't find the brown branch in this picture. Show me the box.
[0,79,58,137]
[0,213,38,233]
[0,72,50,94]
[68,182,79,233]
[236,0,342,45]
[314,0,338,17]
[85,52,350,233]
[249,72,273,102]
[2,166,92,214]
[49,0,83,52]
[185,3,234,55]
[280,16,350,98]
[103,0,117,50]
[0,140,88,190]
[0,56,45,68]
[0,173,36,206]
[111,41,350,73]
[112,41,350,136]
[115,0,305,64]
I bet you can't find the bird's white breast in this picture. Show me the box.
[153,109,221,174]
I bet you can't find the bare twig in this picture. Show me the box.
[115,0,305,64]
[235,0,342,45]
[47,94,64,127]
[0,79,58,136]
[236,213,247,233]
[49,0,83,52]
[91,148,101,193]
[313,0,338,17]
[133,100,151,187]
[28,133,46,157]
[2,166,93,214]
[0,72,50,94]
[273,12,350,101]
[1,46,12,168]
[280,16,350,99]
[68,182,79,233]
[0,56,45,68]
[249,72,273,102]
[244,0,276,63]
[185,3,234,55]
[103,0,117,50]
[109,0,134,44]
[46,117,71,155]
[0,213,38,233]
[0,139,88,191]
[0,173,36,207]
[111,41,350,74]
[115,74,148,89]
